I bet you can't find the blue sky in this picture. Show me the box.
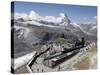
[12,1,97,24]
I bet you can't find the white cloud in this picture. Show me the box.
[93,16,97,19]
[42,13,67,23]
[82,16,97,24]
[44,16,57,23]
[14,11,71,26]
[14,13,29,20]
[29,11,41,20]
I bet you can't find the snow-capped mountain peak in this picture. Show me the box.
[70,22,80,28]
[14,11,71,24]
[59,13,69,21]
[57,13,71,24]
[14,11,83,32]
[90,26,97,30]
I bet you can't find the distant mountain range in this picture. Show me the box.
[12,11,97,58]
[79,23,97,37]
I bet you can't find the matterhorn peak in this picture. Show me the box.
[59,13,68,18]
[58,13,71,25]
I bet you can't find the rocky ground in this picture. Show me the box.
[14,42,97,74]
[30,42,97,73]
